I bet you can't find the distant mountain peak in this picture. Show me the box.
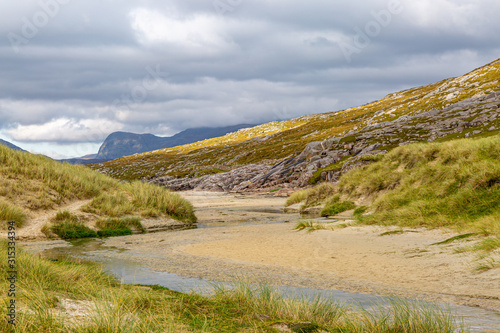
[0,139,25,152]
[95,124,256,160]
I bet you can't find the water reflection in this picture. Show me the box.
[38,238,500,333]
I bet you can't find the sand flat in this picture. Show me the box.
[102,191,500,312]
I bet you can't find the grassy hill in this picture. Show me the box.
[91,58,500,182]
[0,145,196,239]
[288,135,500,269]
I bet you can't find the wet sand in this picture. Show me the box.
[101,191,500,312]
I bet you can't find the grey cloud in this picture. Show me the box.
[0,0,499,157]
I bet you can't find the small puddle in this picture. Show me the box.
[31,237,500,332]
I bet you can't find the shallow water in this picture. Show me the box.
[34,237,500,332]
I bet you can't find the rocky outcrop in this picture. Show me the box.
[152,164,271,192]
[151,91,500,192]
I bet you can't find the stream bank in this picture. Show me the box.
[22,191,500,331]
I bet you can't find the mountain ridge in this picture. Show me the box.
[95,124,256,160]
[91,58,500,191]
[0,139,25,152]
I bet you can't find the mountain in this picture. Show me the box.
[59,155,111,165]
[91,58,500,191]
[95,124,256,160]
[0,139,25,152]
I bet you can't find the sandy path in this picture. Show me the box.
[3,200,91,241]
[101,191,500,312]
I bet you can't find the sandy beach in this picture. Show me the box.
[100,191,500,312]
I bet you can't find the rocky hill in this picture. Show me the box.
[0,139,25,151]
[91,58,500,191]
[96,124,255,160]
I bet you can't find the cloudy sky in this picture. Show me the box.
[1,0,499,158]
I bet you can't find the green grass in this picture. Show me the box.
[320,195,356,217]
[0,145,116,211]
[0,200,27,228]
[431,233,478,245]
[50,221,97,240]
[96,217,144,237]
[287,135,500,263]
[44,210,95,239]
[0,145,197,240]
[294,220,327,232]
[338,136,500,236]
[285,189,309,207]
[83,181,196,223]
[286,183,336,210]
[473,237,500,253]
[0,241,466,332]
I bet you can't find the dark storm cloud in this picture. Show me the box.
[0,0,499,157]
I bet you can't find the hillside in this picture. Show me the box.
[287,135,500,270]
[91,58,500,191]
[95,124,256,160]
[0,146,196,240]
[0,139,24,152]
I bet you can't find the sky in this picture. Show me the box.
[1,0,499,159]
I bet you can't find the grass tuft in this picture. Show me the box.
[50,221,97,240]
[96,217,144,237]
[294,221,327,233]
[0,200,27,228]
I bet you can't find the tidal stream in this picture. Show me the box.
[26,234,500,333]
[21,192,500,332]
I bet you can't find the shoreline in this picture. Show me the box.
[18,191,500,313]
[101,191,500,313]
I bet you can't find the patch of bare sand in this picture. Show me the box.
[181,223,499,308]
[103,191,499,312]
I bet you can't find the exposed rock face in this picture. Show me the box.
[96,124,256,160]
[151,91,500,192]
[152,165,271,192]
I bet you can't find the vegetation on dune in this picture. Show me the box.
[0,146,116,212]
[0,145,197,237]
[289,135,500,268]
[0,200,27,227]
[286,183,336,208]
[83,181,196,223]
[337,136,500,231]
[294,220,328,232]
[320,195,356,217]
[0,241,466,332]
[95,217,144,237]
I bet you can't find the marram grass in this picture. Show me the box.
[0,200,27,228]
[0,145,197,237]
[83,181,197,223]
[289,135,500,256]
